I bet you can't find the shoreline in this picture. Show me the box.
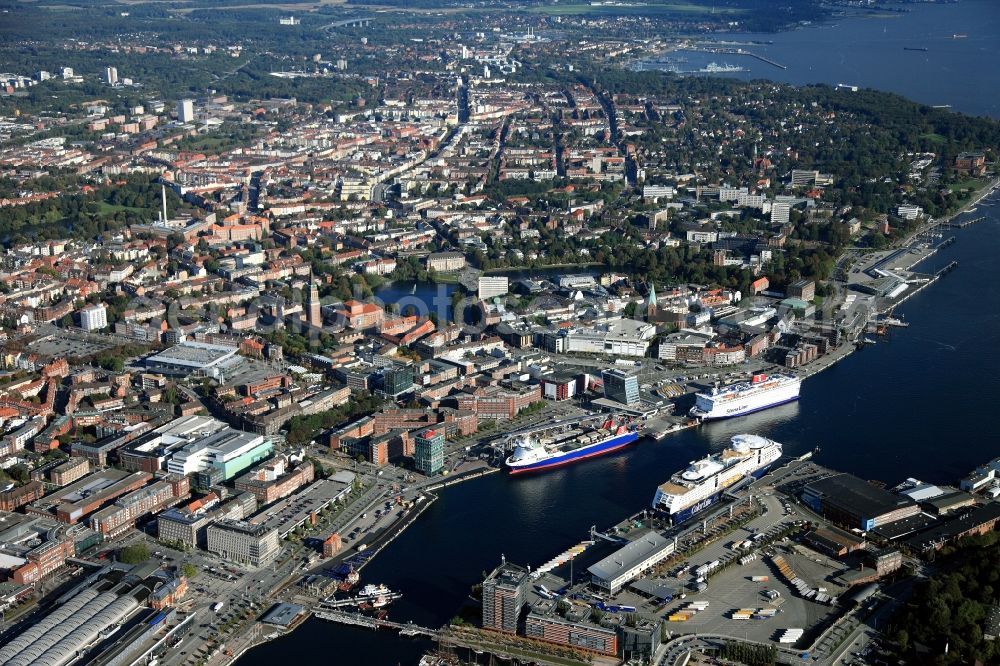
[230,190,998,665]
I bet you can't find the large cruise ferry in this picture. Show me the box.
[506,417,639,474]
[689,373,800,421]
[651,434,783,522]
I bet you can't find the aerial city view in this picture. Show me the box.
[1,0,999,664]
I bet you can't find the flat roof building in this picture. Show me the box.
[166,428,273,481]
[145,341,239,378]
[588,531,675,595]
[206,519,279,567]
[803,473,920,532]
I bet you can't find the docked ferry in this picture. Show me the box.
[506,417,639,474]
[689,374,800,421]
[651,434,783,522]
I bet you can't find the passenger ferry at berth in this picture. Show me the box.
[651,434,783,522]
[505,417,639,474]
[689,373,800,421]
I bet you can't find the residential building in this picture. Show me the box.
[79,304,108,331]
[177,99,195,123]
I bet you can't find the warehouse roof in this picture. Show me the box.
[804,473,915,518]
[588,531,672,583]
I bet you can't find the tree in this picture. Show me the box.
[181,563,199,579]
[7,464,29,484]
[120,543,150,564]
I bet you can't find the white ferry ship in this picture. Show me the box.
[689,373,800,421]
[651,434,783,521]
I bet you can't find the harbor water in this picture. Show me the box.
[240,3,1000,663]
[240,202,1000,666]
[640,0,1000,118]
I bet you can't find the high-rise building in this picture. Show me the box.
[602,368,639,405]
[177,98,195,123]
[79,303,108,331]
[478,276,509,300]
[414,428,444,476]
[306,282,322,327]
[482,561,528,633]
[105,67,118,85]
[770,201,791,227]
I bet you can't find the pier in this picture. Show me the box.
[942,215,985,229]
[935,260,959,277]
[710,48,787,69]
[311,608,437,638]
[316,591,403,609]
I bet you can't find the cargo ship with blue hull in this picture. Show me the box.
[506,417,639,474]
[651,434,782,522]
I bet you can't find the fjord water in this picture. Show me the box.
[239,4,1000,664]
[684,0,1000,118]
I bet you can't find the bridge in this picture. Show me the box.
[321,16,374,31]
[312,608,437,638]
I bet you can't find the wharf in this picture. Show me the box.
[317,591,403,609]
[311,608,436,638]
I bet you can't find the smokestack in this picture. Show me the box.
[161,184,168,224]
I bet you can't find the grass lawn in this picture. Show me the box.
[96,202,147,214]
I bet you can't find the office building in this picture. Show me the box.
[602,368,639,406]
[104,66,118,85]
[525,603,618,656]
[177,98,195,123]
[376,365,414,398]
[478,276,509,300]
[79,303,108,331]
[206,520,280,566]
[414,428,444,476]
[482,561,528,633]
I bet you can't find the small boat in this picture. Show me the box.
[863,337,877,345]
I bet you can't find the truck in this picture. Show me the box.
[356,543,368,552]
[751,575,769,582]
[212,602,225,613]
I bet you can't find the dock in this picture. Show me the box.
[710,48,787,69]
[311,607,437,637]
[935,260,959,277]
[316,591,403,609]
[942,215,985,229]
